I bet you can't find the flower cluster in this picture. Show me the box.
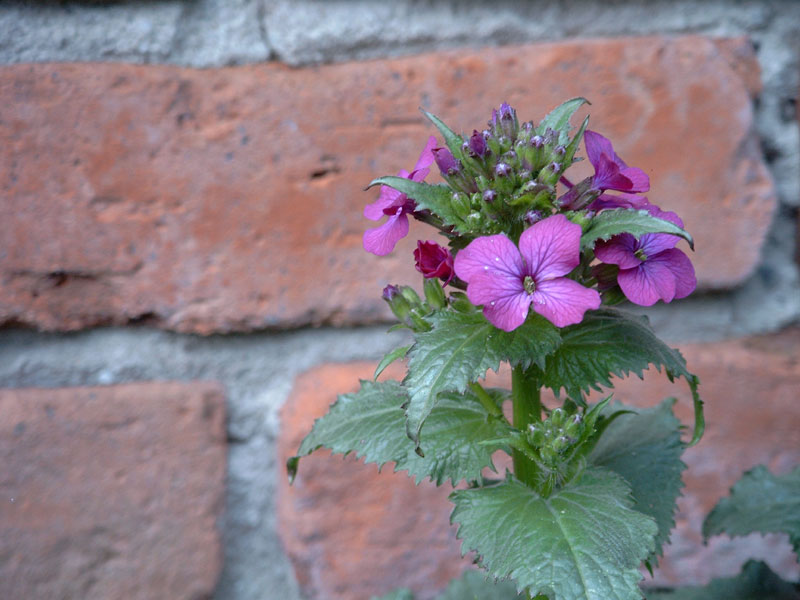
[364,102,696,331]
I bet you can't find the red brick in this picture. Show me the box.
[277,329,800,597]
[0,382,227,599]
[0,36,773,332]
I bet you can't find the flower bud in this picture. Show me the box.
[423,277,447,309]
[414,240,455,284]
[468,129,488,157]
[432,147,458,175]
[495,163,512,178]
[525,210,543,225]
[482,189,497,204]
[383,285,412,321]
[550,408,566,427]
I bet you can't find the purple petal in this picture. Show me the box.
[454,234,524,283]
[651,248,696,299]
[519,214,581,280]
[618,166,650,193]
[409,166,431,183]
[531,278,601,328]
[638,231,680,256]
[588,192,648,211]
[363,210,409,256]
[594,234,641,269]
[364,186,403,220]
[466,272,531,332]
[645,204,684,229]
[584,130,617,169]
[592,155,638,192]
[617,260,678,306]
[413,135,437,172]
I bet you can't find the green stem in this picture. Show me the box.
[512,365,541,487]
[468,382,504,418]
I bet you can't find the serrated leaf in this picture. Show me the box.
[703,465,800,553]
[402,388,512,485]
[450,468,657,600]
[645,560,800,600]
[371,589,416,600]
[589,399,686,561]
[288,379,512,486]
[404,311,561,448]
[421,108,464,158]
[375,345,411,380]
[563,114,590,165]
[367,176,464,229]
[436,570,525,600]
[537,97,590,143]
[532,308,704,445]
[581,209,694,251]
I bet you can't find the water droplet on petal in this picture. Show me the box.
[495,257,500,261]
[484,266,489,270]
[490,301,495,306]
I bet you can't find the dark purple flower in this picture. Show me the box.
[584,130,649,193]
[454,214,601,331]
[558,131,650,210]
[594,206,696,306]
[468,130,488,157]
[382,284,401,301]
[414,241,455,284]
[363,135,436,256]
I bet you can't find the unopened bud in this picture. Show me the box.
[495,163,512,178]
[482,189,497,204]
[423,277,447,310]
[525,210,543,225]
[468,129,488,157]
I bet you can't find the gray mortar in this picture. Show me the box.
[1,1,800,599]
[0,324,410,600]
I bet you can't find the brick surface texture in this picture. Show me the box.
[0,36,774,333]
[0,382,227,600]
[277,329,800,599]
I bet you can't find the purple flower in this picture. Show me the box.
[454,214,601,331]
[594,206,696,306]
[363,136,437,256]
[414,240,455,284]
[584,130,649,193]
[490,103,518,139]
[559,131,650,209]
[432,147,459,175]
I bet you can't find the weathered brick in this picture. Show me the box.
[277,328,800,598]
[0,36,774,332]
[0,382,227,600]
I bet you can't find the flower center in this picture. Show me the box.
[523,275,536,295]
[635,248,648,262]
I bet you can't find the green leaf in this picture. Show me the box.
[287,379,409,483]
[288,379,512,486]
[402,388,512,485]
[645,560,800,600]
[374,345,411,380]
[589,399,686,561]
[404,310,561,448]
[367,176,464,229]
[421,108,464,158]
[564,114,590,165]
[537,97,590,143]
[436,570,525,600]
[581,209,695,251]
[703,465,800,553]
[371,589,416,600]
[532,308,704,445]
[450,468,657,600]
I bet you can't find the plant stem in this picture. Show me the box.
[468,382,503,418]
[511,365,541,487]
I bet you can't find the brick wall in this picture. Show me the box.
[1,2,799,600]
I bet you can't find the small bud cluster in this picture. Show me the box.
[430,102,580,237]
[526,408,584,468]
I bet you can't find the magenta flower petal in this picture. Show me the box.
[466,272,531,332]
[364,186,403,220]
[617,260,678,306]
[638,232,680,257]
[652,248,696,299]
[454,234,524,282]
[594,234,641,270]
[618,166,650,192]
[519,214,582,280]
[412,135,437,173]
[584,130,617,167]
[588,192,649,212]
[531,278,601,328]
[363,210,409,256]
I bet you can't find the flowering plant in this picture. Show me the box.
[289,99,712,599]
